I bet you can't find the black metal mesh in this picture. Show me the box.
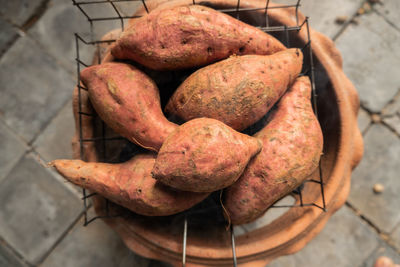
[72,0,326,265]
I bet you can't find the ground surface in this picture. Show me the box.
[0,0,399,266]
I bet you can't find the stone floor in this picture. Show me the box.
[0,0,399,266]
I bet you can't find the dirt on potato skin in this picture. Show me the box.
[52,154,209,216]
[224,76,324,225]
[152,118,262,193]
[80,62,177,152]
[112,5,285,70]
[166,49,303,131]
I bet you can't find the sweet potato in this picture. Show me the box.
[166,49,303,131]
[80,62,177,152]
[152,118,262,192]
[224,76,323,225]
[51,154,209,216]
[111,5,285,70]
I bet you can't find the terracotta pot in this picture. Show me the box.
[71,0,364,266]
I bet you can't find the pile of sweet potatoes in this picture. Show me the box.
[52,4,323,224]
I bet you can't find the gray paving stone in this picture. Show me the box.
[358,108,371,133]
[0,0,46,26]
[0,154,82,264]
[349,124,400,232]
[0,243,27,267]
[28,0,95,73]
[374,0,400,29]
[335,11,400,113]
[392,223,400,251]
[0,120,27,183]
[300,0,363,39]
[383,115,400,136]
[361,241,400,267]
[41,207,151,267]
[0,17,19,55]
[0,35,74,142]
[267,206,380,267]
[273,0,362,38]
[33,100,74,161]
[382,92,400,117]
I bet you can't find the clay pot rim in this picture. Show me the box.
[72,1,363,265]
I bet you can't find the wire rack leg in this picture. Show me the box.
[182,215,188,267]
[230,225,238,267]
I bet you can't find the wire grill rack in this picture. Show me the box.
[72,0,326,265]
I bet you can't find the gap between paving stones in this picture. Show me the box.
[0,0,50,60]
[333,0,400,252]
[36,206,90,266]
[373,6,400,33]
[20,0,51,31]
[0,0,398,264]
[0,225,32,267]
[33,151,83,199]
[346,202,400,255]
[28,95,74,146]
[0,17,22,58]
[359,91,400,139]
[332,0,369,41]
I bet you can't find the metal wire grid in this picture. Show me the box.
[72,0,326,265]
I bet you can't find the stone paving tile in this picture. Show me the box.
[382,92,400,117]
[267,206,380,267]
[33,100,74,162]
[273,0,362,38]
[0,154,82,265]
[0,242,27,267]
[0,120,27,183]
[374,0,400,29]
[383,116,400,136]
[0,0,46,27]
[0,17,19,56]
[41,207,151,267]
[0,35,74,143]
[358,108,371,133]
[28,0,95,73]
[392,223,400,251]
[78,2,122,41]
[361,241,400,267]
[335,11,400,113]
[348,124,400,232]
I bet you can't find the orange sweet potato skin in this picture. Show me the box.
[166,49,303,131]
[111,5,285,70]
[224,76,323,225]
[152,118,262,192]
[51,154,209,216]
[80,62,177,151]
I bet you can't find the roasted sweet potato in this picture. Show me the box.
[166,49,303,131]
[152,118,262,192]
[51,154,209,216]
[80,62,177,152]
[111,5,285,70]
[224,76,323,225]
